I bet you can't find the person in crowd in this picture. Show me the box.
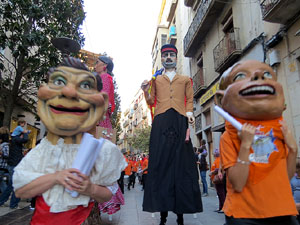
[141,44,202,225]
[194,147,199,163]
[128,156,138,189]
[291,157,300,223]
[117,152,126,194]
[0,128,28,209]
[217,60,298,225]
[137,156,143,185]
[199,140,209,197]
[11,119,30,137]
[141,154,148,191]
[0,127,10,194]
[124,156,132,191]
[210,149,226,213]
[12,57,126,225]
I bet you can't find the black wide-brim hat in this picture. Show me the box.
[161,44,177,54]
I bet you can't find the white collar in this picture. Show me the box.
[165,71,176,81]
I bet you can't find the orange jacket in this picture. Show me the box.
[142,159,148,174]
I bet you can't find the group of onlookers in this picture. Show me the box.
[0,120,29,209]
[123,153,149,191]
[194,140,226,214]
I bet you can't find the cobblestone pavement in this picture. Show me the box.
[0,184,226,225]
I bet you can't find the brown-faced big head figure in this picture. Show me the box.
[37,57,108,137]
[216,60,285,120]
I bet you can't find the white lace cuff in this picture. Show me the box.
[106,182,119,195]
[186,112,193,117]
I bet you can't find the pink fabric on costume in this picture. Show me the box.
[98,186,124,215]
[98,73,115,128]
[96,73,124,215]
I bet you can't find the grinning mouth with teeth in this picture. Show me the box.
[49,105,89,113]
[240,85,275,96]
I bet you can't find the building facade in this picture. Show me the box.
[118,89,152,153]
[182,0,300,168]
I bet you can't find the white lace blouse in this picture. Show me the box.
[13,137,127,213]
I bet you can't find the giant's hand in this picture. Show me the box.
[141,80,150,92]
[280,120,297,153]
[55,168,83,191]
[188,115,195,125]
[70,172,93,196]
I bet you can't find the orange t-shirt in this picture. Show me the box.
[142,159,148,174]
[220,118,297,218]
[124,158,132,176]
[210,157,220,181]
[131,161,138,172]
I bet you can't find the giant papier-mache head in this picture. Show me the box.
[37,57,108,136]
[216,60,285,120]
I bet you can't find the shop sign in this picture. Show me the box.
[200,82,219,105]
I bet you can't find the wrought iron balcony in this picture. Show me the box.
[184,0,195,7]
[195,114,202,134]
[142,111,147,119]
[124,109,129,116]
[261,0,300,24]
[123,120,129,128]
[213,28,242,73]
[184,0,229,57]
[192,69,206,98]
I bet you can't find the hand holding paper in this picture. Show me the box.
[214,105,258,142]
[66,133,105,198]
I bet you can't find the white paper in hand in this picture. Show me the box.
[66,132,105,198]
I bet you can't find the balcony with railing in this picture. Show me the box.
[124,109,129,116]
[123,120,129,128]
[260,0,300,24]
[128,125,132,131]
[183,0,229,57]
[142,111,147,119]
[193,69,206,98]
[184,0,196,7]
[195,114,202,134]
[213,28,242,73]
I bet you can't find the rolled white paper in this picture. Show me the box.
[214,105,243,131]
[66,132,105,198]
[214,105,258,143]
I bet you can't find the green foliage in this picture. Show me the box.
[111,78,121,142]
[127,126,151,153]
[0,0,85,127]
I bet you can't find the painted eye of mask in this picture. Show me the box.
[79,81,93,90]
[53,76,67,86]
[233,72,246,82]
[263,71,273,79]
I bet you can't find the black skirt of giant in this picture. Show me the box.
[143,109,203,214]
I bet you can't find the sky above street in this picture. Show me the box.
[82,0,162,112]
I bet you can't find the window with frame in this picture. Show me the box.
[161,34,167,46]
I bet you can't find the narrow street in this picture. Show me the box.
[0,183,225,225]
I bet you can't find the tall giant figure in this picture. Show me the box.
[141,44,203,225]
